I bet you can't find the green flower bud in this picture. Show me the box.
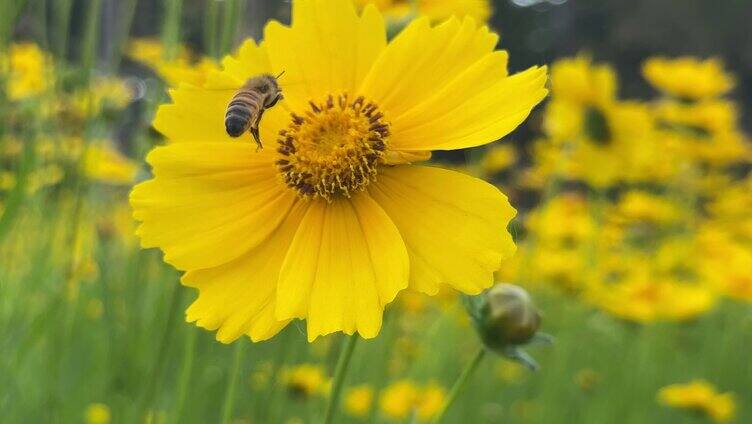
[464,283,550,370]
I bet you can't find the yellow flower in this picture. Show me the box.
[379,379,420,419]
[541,57,662,187]
[416,383,446,421]
[127,38,190,67]
[352,0,492,24]
[658,380,736,423]
[131,0,547,342]
[378,380,445,421]
[497,361,525,383]
[548,55,616,110]
[589,273,715,323]
[66,77,133,119]
[481,144,517,175]
[610,190,678,225]
[157,57,220,87]
[344,385,374,418]
[283,363,329,399]
[85,403,111,424]
[3,42,53,100]
[643,57,735,100]
[697,229,752,302]
[84,142,140,185]
[127,38,218,87]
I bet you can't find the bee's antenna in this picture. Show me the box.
[275,70,286,79]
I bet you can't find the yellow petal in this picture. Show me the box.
[182,201,310,343]
[390,63,548,151]
[130,142,296,271]
[360,17,498,118]
[220,39,273,83]
[263,0,386,112]
[369,165,516,295]
[276,193,409,341]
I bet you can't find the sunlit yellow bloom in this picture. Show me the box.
[416,383,446,421]
[3,42,53,100]
[352,0,492,24]
[548,55,616,111]
[379,380,420,419]
[526,194,595,246]
[127,38,218,87]
[344,385,374,418]
[85,403,111,424]
[481,144,517,175]
[127,38,190,67]
[589,271,715,323]
[84,142,140,185]
[658,380,736,423]
[157,57,220,87]
[283,363,329,399]
[378,380,445,421]
[610,190,678,225]
[541,57,662,187]
[697,229,752,302]
[643,57,734,100]
[131,0,546,342]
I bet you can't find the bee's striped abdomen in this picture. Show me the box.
[225,89,264,138]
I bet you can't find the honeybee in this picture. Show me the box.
[225,72,284,150]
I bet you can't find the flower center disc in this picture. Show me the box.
[276,94,389,201]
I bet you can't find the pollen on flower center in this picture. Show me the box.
[276,94,389,201]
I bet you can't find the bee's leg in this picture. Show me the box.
[251,109,265,151]
[251,126,262,151]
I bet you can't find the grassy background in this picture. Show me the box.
[2,195,750,423]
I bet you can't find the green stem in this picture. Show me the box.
[51,0,74,58]
[81,0,103,72]
[172,327,197,424]
[322,335,359,424]
[161,0,183,61]
[136,285,184,422]
[220,341,246,424]
[110,0,138,71]
[204,0,219,59]
[429,347,486,424]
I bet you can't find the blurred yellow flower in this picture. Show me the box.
[481,144,517,175]
[127,38,218,87]
[283,363,329,399]
[379,379,420,419]
[379,380,446,421]
[497,361,525,383]
[352,0,492,23]
[344,385,375,418]
[643,57,734,100]
[85,403,111,424]
[610,190,678,225]
[65,77,133,119]
[3,42,53,100]
[549,55,616,111]
[658,380,735,423]
[83,142,139,185]
[589,274,715,323]
[416,383,446,421]
[131,0,546,342]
